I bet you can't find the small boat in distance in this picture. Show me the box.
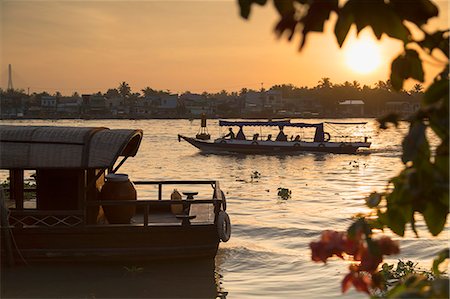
[178,120,371,154]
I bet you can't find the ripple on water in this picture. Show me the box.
[1,118,441,299]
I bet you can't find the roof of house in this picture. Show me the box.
[339,100,365,105]
[0,126,142,169]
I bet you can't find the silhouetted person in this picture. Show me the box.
[236,126,246,140]
[252,133,259,141]
[276,127,288,141]
[294,135,301,141]
[267,134,272,141]
[224,128,235,139]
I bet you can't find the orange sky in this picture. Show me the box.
[1,0,448,95]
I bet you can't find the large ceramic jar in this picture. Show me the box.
[100,173,136,224]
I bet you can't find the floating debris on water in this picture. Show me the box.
[277,187,292,200]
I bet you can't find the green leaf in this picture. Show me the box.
[273,0,295,16]
[366,217,386,230]
[399,204,413,226]
[435,143,449,179]
[402,121,429,164]
[391,50,424,91]
[347,217,370,238]
[432,249,449,275]
[410,214,418,237]
[238,0,267,19]
[274,11,298,41]
[423,201,448,236]
[418,30,449,57]
[429,106,450,141]
[299,0,338,49]
[366,192,382,208]
[343,0,410,42]
[438,192,449,209]
[423,78,449,105]
[386,207,406,236]
[389,0,438,26]
[334,2,354,47]
[376,6,410,42]
[377,113,400,129]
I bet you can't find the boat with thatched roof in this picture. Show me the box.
[0,125,230,264]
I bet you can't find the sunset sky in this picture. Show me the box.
[1,0,448,95]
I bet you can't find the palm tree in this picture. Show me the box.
[118,82,131,98]
[141,87,156,97]
[352,80,361,90]
[410,83,423,93]
[374,80,392,91]
[105,88,120,99]
[317,77,332,89]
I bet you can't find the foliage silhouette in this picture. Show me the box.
[238,0,448,296]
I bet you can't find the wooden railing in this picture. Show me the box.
[5,180,224,228]
[7,209,84,228]
[133,180,217,201]
[87,198,222,227]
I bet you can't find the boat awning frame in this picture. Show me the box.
[324,121,367,125]
[218,120,292,127]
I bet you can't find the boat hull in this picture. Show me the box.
[179,135,370,154]
[3,224,219,263]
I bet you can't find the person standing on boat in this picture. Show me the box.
[236,126,246,140]
[276,126,288,141]
[224,127,236,139]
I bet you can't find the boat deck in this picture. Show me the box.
[6,198,216,228]
[130,203,215,225]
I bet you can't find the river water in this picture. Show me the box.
[1,119,448,298]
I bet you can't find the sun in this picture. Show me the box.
[344,34,382,74]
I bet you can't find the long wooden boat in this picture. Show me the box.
[179,120,371,154]
[0,125,230,264]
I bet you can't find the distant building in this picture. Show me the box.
[56,97,82,115]
[141,94,179,116]
[180,93,211,116]
[40,96,58,117]
[338,99,365,117]
[265,89,284,112]
[41,96,57,109]
[243,91,265,114]
[282,97,322,117]
[242,89,287,116]
[385,101,419,116]
[159,95,178,109]
[1,94,25,118]
[105,97,127,116]
[133,97,151,116]
[212,94,242,117]
[82,94,107,115]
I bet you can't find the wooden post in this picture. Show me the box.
[86,169,104,224]
[10,169,24,210]
[158,184,162,201]
[143,204,149,227]
[0,185,15,266]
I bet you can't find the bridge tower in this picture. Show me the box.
[7,64,14,91]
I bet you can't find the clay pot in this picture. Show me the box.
[100,173,136,224]
[170,189,183,214]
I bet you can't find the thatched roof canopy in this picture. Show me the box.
[0,126,143,169]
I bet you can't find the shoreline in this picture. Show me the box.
[0,115,379,121]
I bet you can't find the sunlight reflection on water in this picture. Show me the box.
[0,119,446,299]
